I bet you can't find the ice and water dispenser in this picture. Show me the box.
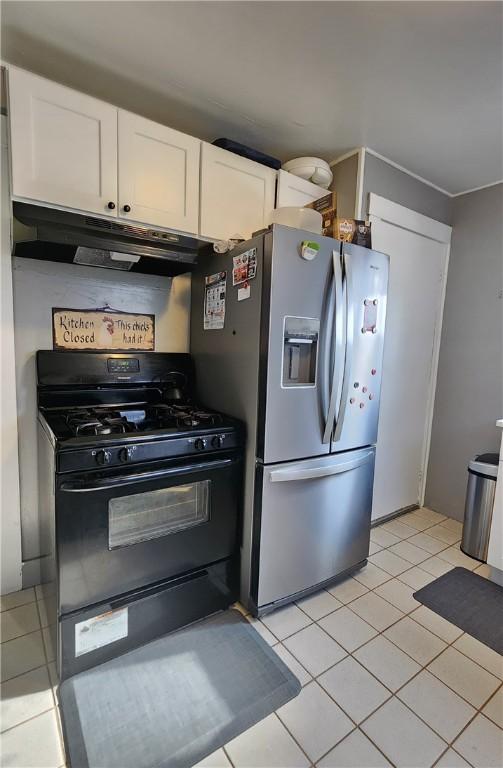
[282,316,320,387]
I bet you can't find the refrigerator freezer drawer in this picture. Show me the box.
[255,448,375,609]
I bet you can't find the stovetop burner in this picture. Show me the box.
[66,410,135,436]
[167,405,223,429]
[61,404,224,438]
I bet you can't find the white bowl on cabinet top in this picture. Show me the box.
[282,157,333,189]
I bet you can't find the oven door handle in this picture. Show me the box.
[59,456,240,492]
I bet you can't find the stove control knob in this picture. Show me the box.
[211,435,224,449]
[119,447,135,463]
[194,438,206,451]
[95,449,112,465]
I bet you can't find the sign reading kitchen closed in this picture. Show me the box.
[52,308,155,351]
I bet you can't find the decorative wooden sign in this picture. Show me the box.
[52,308,155,351]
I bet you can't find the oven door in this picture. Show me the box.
[57,453,242,614]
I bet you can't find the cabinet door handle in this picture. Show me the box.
[107,201,116,210]
[123,204,131,213]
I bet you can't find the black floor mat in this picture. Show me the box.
[414,567,503,655]
[59,609,300,768]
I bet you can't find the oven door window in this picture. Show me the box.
[108,480,210,549]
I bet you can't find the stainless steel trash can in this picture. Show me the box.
[461,453,498,562]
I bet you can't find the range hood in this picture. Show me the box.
[12,202,206,277]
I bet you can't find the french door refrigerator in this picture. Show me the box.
[191,224,388,615]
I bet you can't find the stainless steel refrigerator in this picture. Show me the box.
[191,224,389,615]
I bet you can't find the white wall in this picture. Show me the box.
[12,257,191,585]
[331,153,359,218]
[332,148,453,224]
[425,183,503,520]
[1,113,23,595]
[362,152,452,225]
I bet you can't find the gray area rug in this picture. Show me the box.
[59,609,300,768]
[414,567,503,655]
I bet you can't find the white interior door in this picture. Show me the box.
[369,196,450,521]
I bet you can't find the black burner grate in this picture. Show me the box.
[63,405,223,436]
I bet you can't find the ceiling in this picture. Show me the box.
[1,1,502,195]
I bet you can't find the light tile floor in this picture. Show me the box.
[1,508,502,767]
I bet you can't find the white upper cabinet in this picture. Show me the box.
[8,68,200,232]
[8,67,118,217]
[276,169,327,208]
[200,143,276,241]
[8,66,284,240]
[118,111,200,232]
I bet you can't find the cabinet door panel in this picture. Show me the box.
[8,67,117,216]
[276,169,327,207]
[118,112,200,233]
[200,143,276,241]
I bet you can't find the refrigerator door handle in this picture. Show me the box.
[322,249,345,443]
[320,257,336,424]
[333,248,354,443]
[269,451,374,482]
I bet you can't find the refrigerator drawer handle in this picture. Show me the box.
[269,451,374,482]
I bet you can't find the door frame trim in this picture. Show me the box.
[368,193,451,244]
[368,193,451,509]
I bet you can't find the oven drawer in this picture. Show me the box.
[254,448,375,610]
[58,559,237,679]
[57,454,242,613]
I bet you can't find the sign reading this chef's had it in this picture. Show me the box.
[52,308,155,351]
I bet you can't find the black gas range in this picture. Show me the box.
[37,351,244,679]
[42,399,241,472]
